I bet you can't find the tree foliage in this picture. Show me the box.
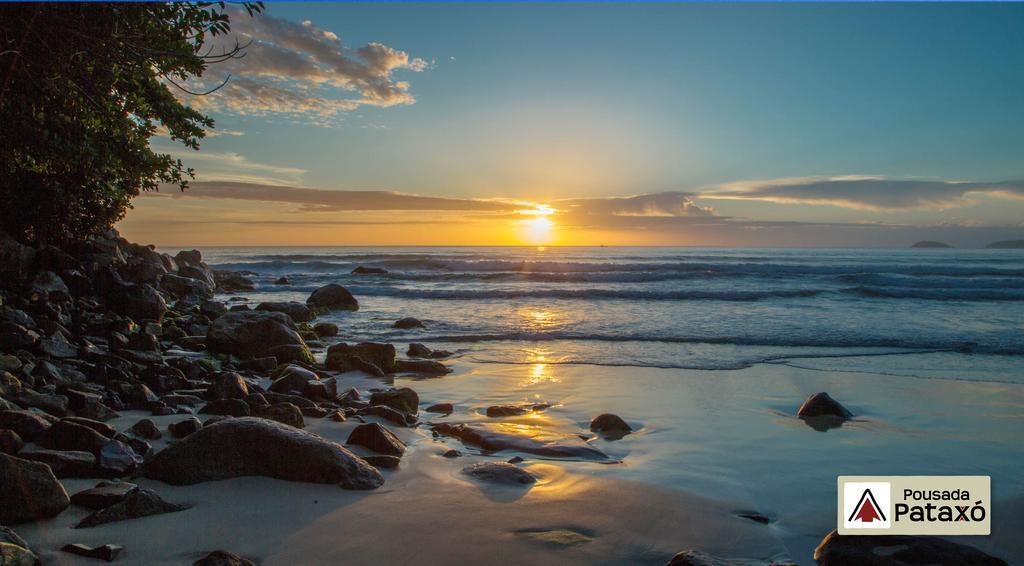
[0,2,262,244]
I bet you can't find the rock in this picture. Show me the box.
[35,419,108,455]
[350,357,385,377]
[0,429,23,457]
[393,359,451,376]
[16,449,96,478]
[0,542,39,565]
[161,273,214,299]
[267,344,315,365]
[303,378,337,401]
[268,365,319,395]
[462,462,537,485]
[113,434,153,461]
[407,343,433,358]
[70,482,138,509]
[351,266,387,275]
[169,417,203,439]
[253,403,305,428]
[359,405,416,427]
[12,389,69,416]
[443,449,462,458]
[144,417,384,489]
[347,423,406,456]
[175,249,203,267]
[207,372,250,400]
[194,550,256,566]
[200,300,228,318]
[797,392,853,419]
[813,529,1008,565]
[426,403,453,414]
[666,550,739,566]
[29,271,70,303]
[130,419,162,440]
[312,322,338,337]
[62,417,116,438]
[306,284,359,313]
[274,277,290,285]
[200,399,251,418]
[329,410,347,422]
[589,413,632,436]
[70,395,120,422]
[507,456,524,464]
[213,270,256,292]
[486,404,549,418]
[433,422,609,460]
[206,311,309,360]
[0,453,71,524]
[0,411,50,442]
[0,527,29,550]
[36,334,78,359]
[392,317,424,329]
[62,543,123,562]
[326,342,395,372]
[256,301,314,323]
[236,357,277,373]
[76,488,189,528]
[110,283,168,322]
[369,387,419,415]
[97,440,144,476]
[363,455,400,469]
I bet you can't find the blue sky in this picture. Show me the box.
[126,3,1024,246]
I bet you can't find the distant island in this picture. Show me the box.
[986,240,1024,249]
[911,241,952,248]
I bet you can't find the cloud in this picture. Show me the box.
[179,11,428,123]
[703,176,1024,211]
[152,181,517,213]
[159,151,307,186]
[557,192,715,218]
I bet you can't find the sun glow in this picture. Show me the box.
[516,204,557,245]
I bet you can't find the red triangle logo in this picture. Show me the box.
[848,489,887,523]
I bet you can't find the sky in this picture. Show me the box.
[119,2,1024,247]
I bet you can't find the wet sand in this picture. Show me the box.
[16,359,1024,564]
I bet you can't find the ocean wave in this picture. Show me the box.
[836,273,1024,289]
[344,286,824,301]
[844,286,1024,301]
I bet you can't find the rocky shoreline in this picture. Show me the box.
[0,229,1010,565]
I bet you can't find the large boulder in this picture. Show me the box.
[346,423,406,456]
[0,453,71,525]
[35,420,108,456]
[110,283,167,323]
[160,273,214,299]
[813,529,1007,565]
[145,418,383,489]
[369,388,419,415]
[206,311,310,360]
[76,488,189,528]
[326,342,395,372]
[306,284,358,313]
[268,365,319,395]
[256,302,314,323]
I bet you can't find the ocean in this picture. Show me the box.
[200,246,1024,383]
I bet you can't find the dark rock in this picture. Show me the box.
[69,394,120,422]
[62,543,123,562]
[200,399,251,418]
[207,372,250,400]
[303,377,337,401]
[433,422,608,460]
[194,550,255,566]
[111,283,167,323]
[426,403,453,414]
[268,365,318,395]
[236,357,277,373]
[301,406,329,419]
[369,387,419,415]
[274,277,290,285]
[36,334,78,359]
[0,453,71,524]
[175,250,203,267]
[443,449,462,458]
[0,541,39,565]
[76,488,189,528]
[306,284,359,313]
[0,526,29,550]
[736,511,772,524]
[507,456,524,464]
[325,342,395,372]
[262,392,316,409]
[267,344,315,365]
[351,266,387,275]
[486,405,545,418]
[253,403,304,428]
[351,357,385,377]
[462,462,537,485]
[797,392,853,419]
[144,417,384,489]
[169,417,203,439]
[13,389,69,416]
[347,423,406,456]
[97,440,144,476]
[113,434,153,461]
[329,410,347,422]
[666,550,738,566]
[29,271,70,303]
[36,419,109,455]
[407,343,433,358]
[392,317,424,329]
[130,419,162,440]
[206,311,309,360]
[363,455,400,469]
[0,429,23,454]
[256,301,314,323]
[62,417,116,438]
[312,322,338,337]
[213,270,256,292]
[17,449,96,478]
[393,359,451,376]
[70,482,138,510]
[589,413,632,437]
[358,405,416,427]
[161,273,214,299]
[200,300,228,319]
[813,529,1008,565]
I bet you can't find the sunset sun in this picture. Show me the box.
[516,205,556,244]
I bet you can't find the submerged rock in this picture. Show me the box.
[61,543,123,562]
[194,550,256,566]
[426,403,454,414]
[797,392,853,420]
[462,462,537,485]
[590,413,632,438]
[351,266,387,275]
[76,488,189,528]
[144,417,384,489]
[0,453,71,524]
[313,322,338,337]
[666,550,741,566]
[326,342,395,372]
[256,301,314,323]
[306,284,359,313]
[393,359,450,376]
[813,529,1008,565]
[347,423,406,457]
[433,422,608,460]
[369,387,419,415]
[392,317,424,329]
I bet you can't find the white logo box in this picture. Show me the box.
[837,476,990,535]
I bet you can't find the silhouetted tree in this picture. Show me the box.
[0,2,262,244]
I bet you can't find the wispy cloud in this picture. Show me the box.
[557,192,715,218]
[703,176,1024,211]
[162,152,307,186]
[180,11,428,123]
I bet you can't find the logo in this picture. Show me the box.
[838,476,990,535]
[843,482,891,530]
